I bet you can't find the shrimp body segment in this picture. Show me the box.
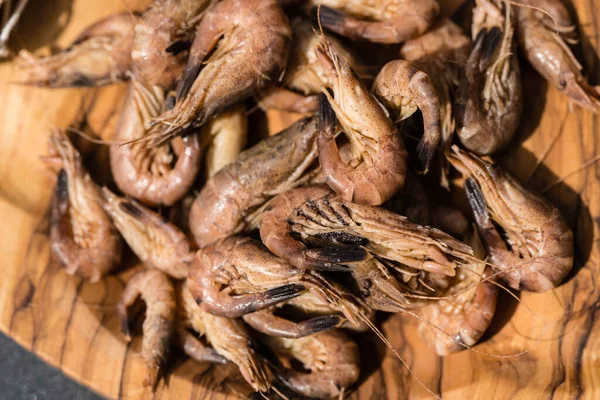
[265,330,360,399]
[372,59,442,172]
[310,0,440,44]
[102,188,192,279]
[47,132,121,283]
[144,0,292,146]
[316,38,407,205]
[190,116,319,248]
[447,146,574,292]
[516,1,600,111]
[118,269,176,387]
[18,13,137,87]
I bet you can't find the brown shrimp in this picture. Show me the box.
[260,185,476,313]
[101,188,192,279]
[141,0,291,147]
[309,0,439,44]
[46,131,121,283]
[372,59,442,172]
[399,19,471,188]
[18,12,137,87]
[258,18,362,114]
[201,104,248,179]
[188,235,369,326]
[189,115,320,248]
[447,145,574,292]
[515,0,600,111]
[118,269,176,388]
[418,228,498,355]
[110,79,202,207]
[455,0,522,155]
[132,0,211,89]
[178,282,271,392]
[264,330,360,399]
[316,37,407,205]
[261,185,474,276]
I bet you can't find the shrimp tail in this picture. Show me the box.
[416,135,436,174]
[312,6,354,37]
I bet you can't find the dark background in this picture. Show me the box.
[0,332,101,400]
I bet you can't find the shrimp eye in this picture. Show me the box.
[361,289,370,297]
[363,279,373,289]
[559,79,567,89]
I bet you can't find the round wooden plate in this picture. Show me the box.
[1,0,599,398]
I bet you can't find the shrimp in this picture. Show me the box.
[201,104,248,179]
[418,228,498,355]
[118,269,176,388]
[261,185,474,277]
[110,79,202,207]
[187,235,369,325]
[101,188,192,279]
[178,282,271,392]
[316,37,408,205]
[18,12,137,87]
[455,0,522,155]
[447,145,574,292]
[0,0,28,58]
[309,0,440,44]
[263,330,360,399]
[515,0,600,111]
[372,59,442,172]
[257,18,362,114]
[141,0,291,147]
[46,131,121,283]
[189,115,320,248]
[399,19,471,187]
[132,0,211,89]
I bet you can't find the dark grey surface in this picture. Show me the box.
[0,331,102,400]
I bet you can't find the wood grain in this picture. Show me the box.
[1,0,599,399]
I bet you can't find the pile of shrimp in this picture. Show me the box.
[15,0,596,397]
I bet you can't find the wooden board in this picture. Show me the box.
[1,0,600,399]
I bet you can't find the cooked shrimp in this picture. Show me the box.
[110,79,202,207]
[189,115,320,247]
[18,12,137,87]
[258,18,362,113]
[178,283,271,392]
[516,0,600,111]
[202,104,248,179]
[372,59,442,172]
[46,131,121,283]
[101,188,192,279]
[399,19,471,187]
[316,37,407,205]
[418,228,498,355]
[309,0,439,44]
[260,185,474,277]
[118,269,176,388]
[188,236,369,325]
[447,145,574,292]
[141,0,291,146]
[455,0,522,155]
[264,330,360,399]
[132,0,211,89]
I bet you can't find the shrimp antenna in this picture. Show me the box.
[317,4,324,38]
[506,0,562,36]
[541,153,600,192]
[118,0,137,23]
[65,127,122,145]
